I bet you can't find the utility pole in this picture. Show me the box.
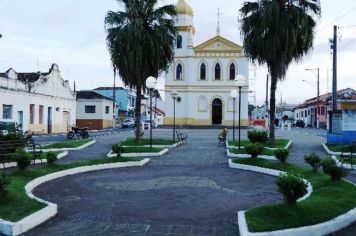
[266,74,269,110]
[332,25,337,112]
[305,68,320,128]
[317,68,320,129]
[113,69,116,129]
[265,74,269,127]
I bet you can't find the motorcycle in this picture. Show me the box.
[67,126,89,140]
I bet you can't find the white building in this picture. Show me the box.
[164,0,249,126]
[0,64,76,134]
[76,91,114,130]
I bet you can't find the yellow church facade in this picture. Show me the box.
[164,0,249,127]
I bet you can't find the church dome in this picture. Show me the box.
[176,0,193,16]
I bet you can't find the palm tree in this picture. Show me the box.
[239,0,320,142]
[105,0,176,142]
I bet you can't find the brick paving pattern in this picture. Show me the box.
[25,128,355,235]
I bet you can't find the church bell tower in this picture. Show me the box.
[175,0,195,57]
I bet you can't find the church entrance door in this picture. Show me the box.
[212,98,222,125]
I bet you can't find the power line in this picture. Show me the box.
[317,5,356,33]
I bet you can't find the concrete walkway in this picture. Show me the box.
[25,128,355,236]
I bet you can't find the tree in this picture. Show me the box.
[239,0,320,142]
[105,0,176,142]
[152,89,161,119]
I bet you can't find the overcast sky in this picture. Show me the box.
[0,0,355,105]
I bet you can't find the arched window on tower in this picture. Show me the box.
[176,63,183,80]
[215,63,221,80]
[177,35,183,49]
[200,63,206,80]
[229,63,236,80]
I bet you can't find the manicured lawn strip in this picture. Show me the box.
[122,146,163,153]
[326,144,353,152]
[229,139,290,148]
[230,148,275,156]
[42,139,93,149]
[232,158,356,232]
[120,138,176,146]
[2,152,61,163]
[336,156,356,165]
[0,157,143,222]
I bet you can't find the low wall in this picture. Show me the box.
[327,131,356,145]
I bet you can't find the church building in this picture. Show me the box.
[164,0,249,127]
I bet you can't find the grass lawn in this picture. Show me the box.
[1,152,61,163]
[232,158,356,232]
[0,156,143,222]
[120,138,176,146]
[326,144,354,153]
[229,139,290,148]
[122,146,163,153]
[336,156,356,165]
[230,148,275,156]
[42,139,93,149]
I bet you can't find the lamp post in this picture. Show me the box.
[170,90,179,141]
[305,68,320,129]
[145,76,157,149]
[230,90,238,141]
[235,75,247,150]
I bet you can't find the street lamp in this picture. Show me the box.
[305,68,320,129]
[170,90,179,141]
[235,74,247,150]
[230,89,238,142]
[146,76,157,149]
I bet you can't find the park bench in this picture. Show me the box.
[0,137,43,168]
[340,142,356,169]
[218,128,228,145]
[176,130,188,145]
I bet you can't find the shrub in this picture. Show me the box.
[0,172,11,197]
[46,151,58,164]
[276,173,308,205]
[112,144,124,158]
[14,149,31,171]
[247,129,268,143]
[321,157,348,181]
[274,149,289,162]
[0,125,25,141]
[304,153,321,172]
[245,143,264,158]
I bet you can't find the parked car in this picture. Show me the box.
[294,120,305,128]
[143,119,158,128]
[122,119,135,128]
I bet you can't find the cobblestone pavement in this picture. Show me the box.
[25,128,355,235]
[27,129,282,236]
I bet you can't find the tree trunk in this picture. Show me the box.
[135,86,142,143]
[269,75,278,143]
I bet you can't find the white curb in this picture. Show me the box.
[0,158,150,236]
[107,148,169,158]
[39,139,96,152]
[226,141,292,151]
[265,141,293,151]
[322,143,356,156]
[229,159,356,236]
[122,143,178,149]
[331,155,354,170]
[0,152,69,170]
[238,208,356,236]
[226,149,277,161]
[323,143,342,155]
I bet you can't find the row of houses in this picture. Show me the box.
[0,64,161,133]
[293,88,356,129]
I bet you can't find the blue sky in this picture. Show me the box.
[0,0,355,105]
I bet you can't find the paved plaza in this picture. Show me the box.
[25,128,356,236]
